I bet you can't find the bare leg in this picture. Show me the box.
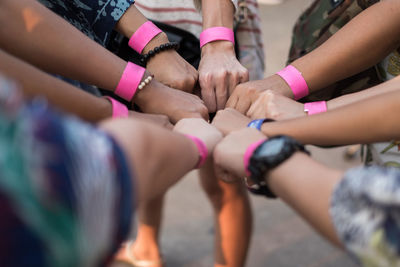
[125,196,165,266]
[116,161,251,267]
[199,159,252,267]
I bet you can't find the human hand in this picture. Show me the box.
[199,41,249,113]
[134,80,209,123]
[226,74,292,114]
[144,33,198,93]
[213,128,266,182]
[247,90,306,120]
[129,111,173,129]
[174,118,223,155]
[212,108,251,136]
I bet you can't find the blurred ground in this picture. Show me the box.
[113,1,362,266]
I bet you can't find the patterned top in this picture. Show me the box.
[331,166,400,267]
[38,0,135,46]
[0,77,133,267]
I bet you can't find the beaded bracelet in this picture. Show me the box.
[140,42,180,65]
[138,74,154,91]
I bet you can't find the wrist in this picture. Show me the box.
[268,75,293,97]
[103,96,129,118]
[114,62,146,102]
[268,152,310,192]
[304,101,327,115]
[200,27,235,49]
[201,40,235,56]
[134,79,163,109]
[184,134,208,168]
[91,97,113,122]
[128,21,163,54]
[142,32,170,54]
[276,65,309,100]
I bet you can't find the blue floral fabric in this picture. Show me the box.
[38,0,135,46]
[331,166,400,267]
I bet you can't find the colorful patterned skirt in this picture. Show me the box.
[0,77,133,267]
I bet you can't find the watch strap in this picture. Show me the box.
[247,118,275,131]
[248,135,310,198]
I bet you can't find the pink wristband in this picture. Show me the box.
[185,134,208,168]
[244,139,267,177]
[128,21,162,54]
[304,101,327,115]
[104,96,129,118]
[115,62,146,102]
[199,27,235,48]
[276,65,309,100]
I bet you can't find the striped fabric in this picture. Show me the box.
[135,0,265,80]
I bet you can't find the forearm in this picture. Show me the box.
[0,49,112,122]
[99,119,199,202]
[201,0,235,54]
[114,4,170,54]
[292,0,400,93]
[267,153,343,246]
[0,0,125,91]
[262,89,400,146]
[201,0,235,29]
[327,75,400,109]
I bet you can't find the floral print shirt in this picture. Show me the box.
[331,166,400,267]
[38,0,134,46]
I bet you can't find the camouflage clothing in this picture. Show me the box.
[288,0,383,101]
[289,0,400,168]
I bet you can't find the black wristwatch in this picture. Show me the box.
[247,135,310,198]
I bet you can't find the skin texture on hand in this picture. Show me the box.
[226,74,292,114]
[116,5,198,93]
[145,34,198,93]
[199,41,249,112]
[213,127,266,182]
[134,80,209,123]
[247,90,306,120]
[212,108,251,136]
[129,111,173,129]
[174,118,223,156]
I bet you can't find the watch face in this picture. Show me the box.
[257,138,285,157]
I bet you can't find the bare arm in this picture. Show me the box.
[0,49,112,122]
[293,0,400,94]
[100,118,221,202]
[267,153,343,246]
[228,0,400,113]
[247,75,400,121]
[327,75,400,109]
[0,0,209,123]
[262,88,400,146]
[0,0,125,91]
[199,0,248,112]
[115,4,198,92]
[213,128,343,246]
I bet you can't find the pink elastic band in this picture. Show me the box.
[304,101,327,115]
[115,62,146,102]
[276,65,309,100]
[128,21,162,54]
[244,139,267,177]
[104,96,129,118]
[200,27,235,48]
[185,134,208,168]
